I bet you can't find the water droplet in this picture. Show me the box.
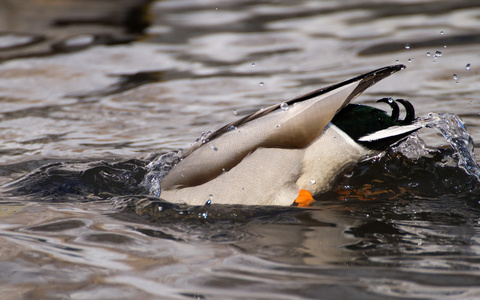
[405,44,410,49]
[435,50,442,57]
[466,63,471,70]
[211,145,218,151]
[310,179,316,185]
[443,45,447,48]
[259,82,264,86]
[280,102,289,111]
[395,59,399,64]
[222,168,226,172]
[251,62,255,67]
[233,109,237,115]
[276,124,281,128]
[408,58,413,63]
[227,125,236,131]
[440,30,444,35]
[209,194,213,201]
[453,74,458,81]
[426,52,431,57]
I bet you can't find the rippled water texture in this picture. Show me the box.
[1,1,480,299]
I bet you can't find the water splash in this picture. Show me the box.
[393,113,480,181]
[392,133,433,160]
[199,131,212,144]
[416,113,480,180]
[142,152,181,197]
[199,196,213,219]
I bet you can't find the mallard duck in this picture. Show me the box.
[160,65,420,206]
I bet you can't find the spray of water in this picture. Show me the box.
[397,113,480,181]
[142,151,180,197]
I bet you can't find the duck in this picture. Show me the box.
[159,65,420,207]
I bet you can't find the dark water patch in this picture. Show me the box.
[70,69,195,99]
[5,159,148,201]
[18,133,70,145]
[325,148,480,201]
[318,194,480,271]
[70,68,276,99]
[359,33,480,56]
[26,219,86,232]
[83,233,134,245]
[130,227,181,241]
[112,195,319,226]
[0,148,32,158]
[0,0,152,62]
[79,141,135,149]
[0,158,72,179]
[52,0,153,35]
[347,220,406,237]
[355,0,478,20]
[273,265,480,298]
[0,232,83,254]
[0,104,68,121]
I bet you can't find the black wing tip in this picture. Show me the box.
[370,64,406,76]
[286,64,406,106]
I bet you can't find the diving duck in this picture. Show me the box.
[159,65,420,206]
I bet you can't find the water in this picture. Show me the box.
[419,113,480,180]
[1,0,480,299]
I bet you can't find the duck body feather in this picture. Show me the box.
[160,123,368,206]
[160,65,419,206]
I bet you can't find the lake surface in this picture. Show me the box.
[1,0,480,299]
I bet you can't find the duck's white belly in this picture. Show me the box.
[296,123,372,195]
[160,123,372,206]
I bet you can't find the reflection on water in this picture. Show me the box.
[1,0,480,299]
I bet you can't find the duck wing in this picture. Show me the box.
[161,65,406,190]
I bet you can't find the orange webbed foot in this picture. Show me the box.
[294,189,314,207]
